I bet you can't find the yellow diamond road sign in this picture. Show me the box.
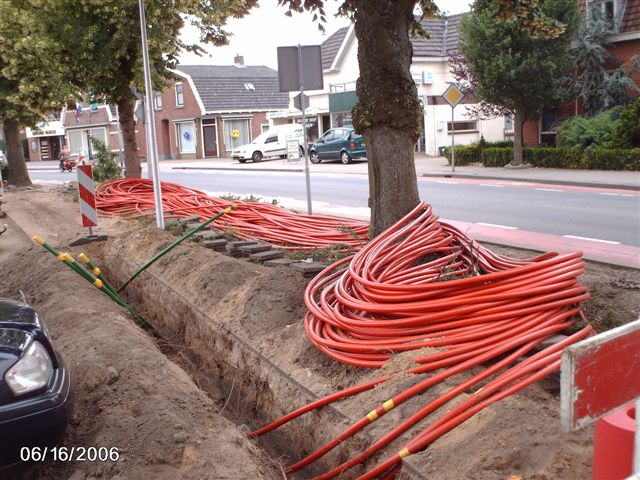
[443,83,463,108]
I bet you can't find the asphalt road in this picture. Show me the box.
[30,169,640,247]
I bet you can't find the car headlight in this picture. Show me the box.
[4,341,53,395]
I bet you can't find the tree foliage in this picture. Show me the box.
[610,96,640,148]
[0,0,75,186]
[557,106,623,150]
[91,137,123,183]
[459,0,578,165]
[570,12,640,117]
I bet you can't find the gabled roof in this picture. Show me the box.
[321,27,350,69]
[176,65,290,113]
[412,14,463,57]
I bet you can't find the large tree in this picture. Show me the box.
[0,0,74,186]
[42,0,258,178]
[459,0,578,166]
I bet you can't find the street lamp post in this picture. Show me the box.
[138,0,164,229]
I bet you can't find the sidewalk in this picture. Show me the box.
[26,155,640,190]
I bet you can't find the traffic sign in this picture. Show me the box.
[293,93,310,112]
[561,318,640,431]
[442,83,464,108]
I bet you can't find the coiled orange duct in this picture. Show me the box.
[95,178,368,250]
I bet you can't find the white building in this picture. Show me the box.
[270,15,513,156]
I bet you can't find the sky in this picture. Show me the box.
[178,0,473,69]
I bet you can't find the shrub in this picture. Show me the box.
[524,148,583,168]
[480,148,512,167]
[582,148,640,170]
[442,145,481,165]
[557,107,623,150]
[91,137,122,183]
[609,97,640,148]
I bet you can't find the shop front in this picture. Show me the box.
[25,121,65,162]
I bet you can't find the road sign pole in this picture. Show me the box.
[297,44,313,215]
[138,0,164,229]
[451,106,455,173]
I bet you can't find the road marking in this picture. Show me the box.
[476,222,518,230]
[563,235,621,245]
[436,180,459,184]
[536,188,564,192]
[599,192,637,197]
[479,184,504,188]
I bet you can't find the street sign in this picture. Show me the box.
[277,45,323,92]
[286,140,300,162]
[561,319,640,432]
[442,83,464,108]
[293,93,310,112]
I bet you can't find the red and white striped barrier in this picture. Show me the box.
[77,165,98,227]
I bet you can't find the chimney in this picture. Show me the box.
[234,54,245,68]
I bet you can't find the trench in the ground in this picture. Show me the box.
[90,243,425,480]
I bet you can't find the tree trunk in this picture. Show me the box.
[512,109,524,166]
[3,119,32,187]
[353,0,421,237]
[117,97,141,178]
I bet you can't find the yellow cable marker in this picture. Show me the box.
[92,267,100,276]
[399,448,411,459]
[32,235,45,245]
[79,253,90,263]
[56,253,66,262]
[223,207,232,214]
[367,410,379,422]
[383,399,395,411]
[93,279,103,288]
[63,253,75,263]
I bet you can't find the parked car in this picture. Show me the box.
[231,124,305,163]
[0,298,72,475]
[309,128,367,165]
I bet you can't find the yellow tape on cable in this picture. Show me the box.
[383,399,395,412]
[367,410,379,422]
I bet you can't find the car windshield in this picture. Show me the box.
[251,132,270,144]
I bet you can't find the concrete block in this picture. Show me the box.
[239,243,272,254]
[263,258,297,267]
[249,250,284,263]
[289,262,327,277]
[178,215,201,224]
[203,239,228,251]
[226,240,258,256]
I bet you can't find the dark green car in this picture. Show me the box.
[309,128,367,165]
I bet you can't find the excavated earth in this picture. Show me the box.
[2,187,639,480]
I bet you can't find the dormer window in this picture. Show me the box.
[588,0,617,23]
[175,83,184,107]
[244,83,255,91]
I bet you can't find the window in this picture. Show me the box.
[67,130,84,155]
[175,83,184,107]
[322,130,336,142]
[176,121,196,154]
[447,120,477,133]
[154,93,163,111]
[261,124,269,133]
[504,115,513,132]
[89,128,107,150]
[264,135,278,144]
[540,110,557,146]
[589,0,615,21]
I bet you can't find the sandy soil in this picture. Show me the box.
[2,186,639,480]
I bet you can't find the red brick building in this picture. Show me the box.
[524,0,640,146]
[137,58,289,159]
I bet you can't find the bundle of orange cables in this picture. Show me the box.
[95,178,368,250]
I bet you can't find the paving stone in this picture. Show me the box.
[178,215,201,224]
[239,243,272,254]
[203,239,228,251]
[226,240,258,256]
[249,250,284,263]
[289,262,327,277]
[263,258,297,267]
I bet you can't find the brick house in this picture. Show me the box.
[524,0,640,146]
[61,103,123,161]
[139,57,289,160]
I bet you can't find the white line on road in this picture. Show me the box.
[563,235,621,245]
[479,184,504,188]
[536,188,564,192]
[436,180,459,184]
[476,222,519,230]
[599,192,637,197]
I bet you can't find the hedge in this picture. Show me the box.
[448,146,640,171]
[442,145,480,166]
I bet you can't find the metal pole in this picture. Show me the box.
[298,44,313,215]
[138,0,164,229]
[451,106,455,173]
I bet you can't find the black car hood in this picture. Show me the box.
[0,299,41,331]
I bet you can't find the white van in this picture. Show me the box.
[231,124,304,163]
